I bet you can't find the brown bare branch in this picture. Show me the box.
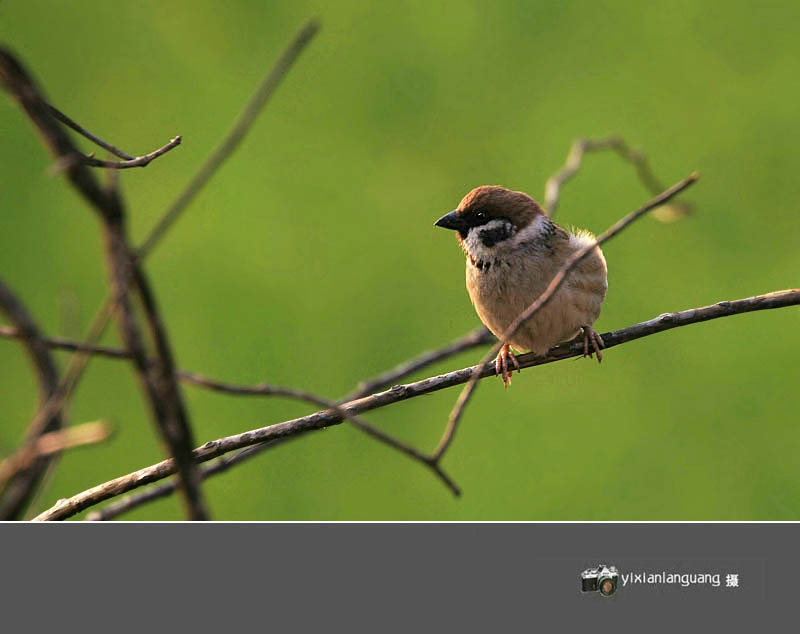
[32,287,800,521]
[79,136,182,169]
[434,173,699,462]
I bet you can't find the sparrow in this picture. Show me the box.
[435,185,608,386]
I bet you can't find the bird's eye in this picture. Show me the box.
[475,210,488,222]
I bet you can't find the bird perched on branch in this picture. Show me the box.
[435,185,608,386]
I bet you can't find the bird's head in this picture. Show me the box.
[434,185,544,251]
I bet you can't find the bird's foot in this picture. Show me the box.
[494,343,521,388]
[581,326,605,363]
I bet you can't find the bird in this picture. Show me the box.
[434,185,608,387]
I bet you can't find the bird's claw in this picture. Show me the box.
[494,343,521,388]
[581,326,605,363]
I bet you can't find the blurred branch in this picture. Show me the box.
[138,18,321,258]
[0,422,112,485]
[0,20,324,496]
[33,287,800,521]
[544,136,693,221]
[0,279,64,519]
[0,326,127,359]
[438,174,699,463]
[0,45,210,520]
[0,20,320,518]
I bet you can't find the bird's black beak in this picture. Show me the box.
[434,209,467,233]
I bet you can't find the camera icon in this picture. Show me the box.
[580,564,619,597]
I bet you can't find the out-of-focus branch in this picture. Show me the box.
[437,174,699,463]
[0,422,112,484]
[0,21,323,504]
[0,45,210,520]
[138,18,321,258]
[0,326,127,359]
[103,218,210,520]
[544,136,693,221]
[33,287,800,521]
[0,279,64,519]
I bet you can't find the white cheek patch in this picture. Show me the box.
[510,214,549,247]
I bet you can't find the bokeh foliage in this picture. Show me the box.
[0,1,797,520]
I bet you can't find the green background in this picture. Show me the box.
[1,1,797,520]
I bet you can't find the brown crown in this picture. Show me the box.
[457,185,543,229]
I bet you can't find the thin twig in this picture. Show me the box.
[0,279,64,519]
[79,136,182,169]
[544,136,693,219]
[138,18,321,258]
[48,104,135,159]
[432,173,699,462]
[33,287,800,521]
[46,105,181,169]
[340,326,494,402]
[0,326,128,359]
[0,421,111,483]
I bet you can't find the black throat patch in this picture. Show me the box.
[478,220,514,247]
